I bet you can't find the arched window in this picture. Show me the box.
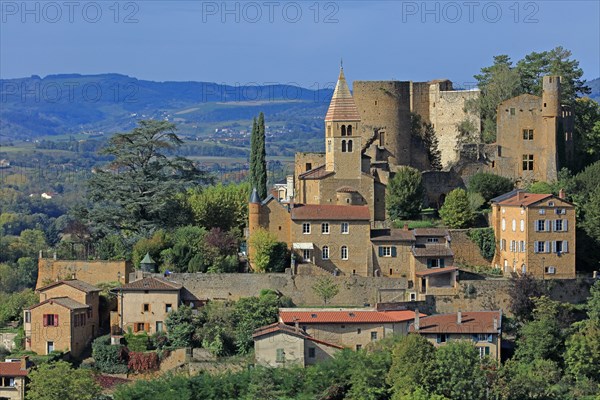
[327,140,332,153]
[341,125,346,136]
[327,126,332,137]
[341,140,347,152]
[341,246,348,260]
[347,125,352,136]
[322,246,329,260]
[347,140,353,152]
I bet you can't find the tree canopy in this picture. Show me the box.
[386,167,424,220]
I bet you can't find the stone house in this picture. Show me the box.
[0,358,28,400]
[409,310,503,361]
[278,308,423,350]
[491,190,576,279]
[492,76,574,185]
[252,323,342,367]
[24,280,100,358]
[110,277,182,337]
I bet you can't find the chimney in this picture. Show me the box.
[457,311,462,324]
[403,223,409,231]
[71,273,76,280]
[493,317,498,330]
[21,356,29,370]
[414,308,420,331]
[39,250,43,259]
[294,318,300,333]
[53,251,57,260]
[517,191,524,201]
[559,188,565,199]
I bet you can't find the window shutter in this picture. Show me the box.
[378,247,383,257]
[535,221,539,232]
[564,220,568,231]
[145,323,150,332]
[391,247,397,257]
[440,258,445,268]
[133,324,139,333]
[552,241,557,253]
[487,334,493,343]
[563,241,568,253]
[534,242,538,253]
[546,220,551,232]
[43,315,48,327]
[552,220,557,231]
[545,241,550,253]
[485,347,490,355]
[54,315,59,327]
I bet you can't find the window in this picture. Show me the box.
[356,344,362,351]
[523,129,534,140]
[500,239,506,251]
[342,140,347,152]
[510,108,515,115]
[535,241,547,253]
[539,209,546,215]
[379,131,385,146]
[347,125,352,136]
[379,246,396,257]
[302,223,311,234]
[554,240,568,254]
[341,125,346,136]
[520,241,526,253]
[143,304,150,312]
[302,249,311,262]
[8,377,15,387]
[554,219,565,231]
[520,219,525,232]
[341,246,348,260]
[521,264,527,274]
[341,222,349,234]
[509,240,516,252]
[427,259,445,268]
[479,346,491,358]
[308,347,316,358]
[47,341,54,354]
[545,266,556,274]
[306,163,312,171]
[512,219,516,232]
[321,222,330,234]
[371,331,378,341]
[555,208,566,215]
[347,140,353,152]
[327,140,332,153]
[156,321,163,332]
[501,218,506,231]
[522,154,534,171]
[43,314,58,327]
[426,238,439,243]
[165,304,173,313]
[436,334,447,343]
[536,220,547,232]
[327,125,331,137]
[24,311,31,323]
[276,348,285,363]
[322,246,329,260]
[136,322,146,332]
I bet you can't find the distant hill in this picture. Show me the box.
[588,77,600,101]
[0,74,333,140]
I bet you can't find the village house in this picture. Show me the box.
[0,358,28,400]
[491,190,576,279]
[252,323,343,367]
[110,277,182,337]
[24,280,100,358]
[278,308,423,350]
[409,310,503,361]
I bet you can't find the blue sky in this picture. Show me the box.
[1,1,598,87]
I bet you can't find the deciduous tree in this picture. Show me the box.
[439,188,474,228]
[27,361,101,400]
[386,167,424,220]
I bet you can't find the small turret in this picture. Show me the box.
[140,253,157,273]
[248,188,262,264]
[542,76,561,118]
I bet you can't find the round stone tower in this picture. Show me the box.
[247,188,261,264]
[542,75,561,118]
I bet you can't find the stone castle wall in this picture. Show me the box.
[36,258,133,289]
[449,229,493,268]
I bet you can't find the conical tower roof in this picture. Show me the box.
[140,252,155,265]
[249,187,261,204]
[325,67,361,122]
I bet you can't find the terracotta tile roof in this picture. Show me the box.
[413,228,449,237]
[371,229,415,242]
[409,311,502,334]
[38,279,101,293]
[279,309,421,324]
[415,267,458,277]
[28,297,90,311]
[0,361,28,377]
[119,277,182,291]
[325,68,361,122]
[291,204,370,221]
[496,192,553,207]
[412,244,454,257]
[252,323,344,349]
[298,165,334,180]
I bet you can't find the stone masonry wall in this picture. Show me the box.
[36,258,134,289]
[449,229,492,268]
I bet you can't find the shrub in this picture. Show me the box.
[127,351,159,373]
[124,332,150,352]
[92,335,128,374]
[467,228,496,260]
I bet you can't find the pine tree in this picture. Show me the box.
[256,113,268,199]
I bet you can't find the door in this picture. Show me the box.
[47,341,54,354]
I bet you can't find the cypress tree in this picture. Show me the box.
[249,117,259,194]
[256,112,267,199]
